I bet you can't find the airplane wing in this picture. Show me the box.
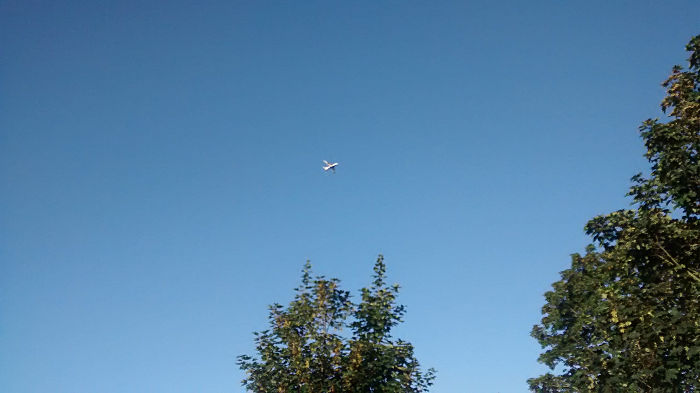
[323,160,330,165]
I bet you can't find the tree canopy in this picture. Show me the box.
[529,36,700,392]
[237,256,435,393]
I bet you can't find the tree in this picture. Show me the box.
[237,256,436,393]
[529,36,700,392]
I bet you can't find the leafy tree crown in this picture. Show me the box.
[238,255,436,393]
[529,35,700,392]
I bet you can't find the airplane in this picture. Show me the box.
[322,160,339,173]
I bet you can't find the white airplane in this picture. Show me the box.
[322,160,339,172]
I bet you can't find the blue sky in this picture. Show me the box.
[1,1,698,392]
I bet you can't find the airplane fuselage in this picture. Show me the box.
[323,161,338,171]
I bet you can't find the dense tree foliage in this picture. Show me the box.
[237,256,435,393]
[529,36,700,392]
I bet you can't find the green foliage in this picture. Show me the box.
[238,256,436,393]
[529,36,700,392]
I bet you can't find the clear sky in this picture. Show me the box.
[1,1,698,392]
